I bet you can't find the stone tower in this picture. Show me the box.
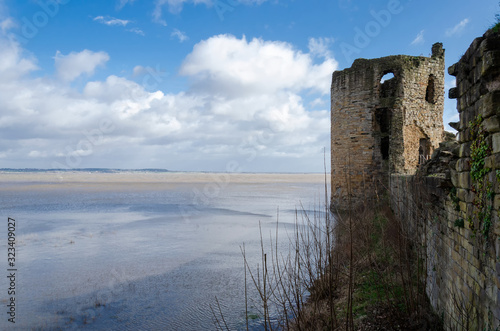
[330,43,445,209]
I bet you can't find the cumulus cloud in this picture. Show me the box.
[445,18,469,37]
[180,34,337,97]
[0,36,38,81]
[55,49,110,82]
[410,30,425,45]
[0,32,334,172]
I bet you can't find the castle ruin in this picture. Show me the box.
[330,29,500,329]
[330,43,446,209]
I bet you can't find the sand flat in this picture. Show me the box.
[0,171,330,185]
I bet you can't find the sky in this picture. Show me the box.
[0,0,497,172]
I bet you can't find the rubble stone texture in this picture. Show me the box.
[330,44,445,209]
[391,29,500,330]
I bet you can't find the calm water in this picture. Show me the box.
[0,172,329,330]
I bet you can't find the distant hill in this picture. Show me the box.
[0,168,170,173]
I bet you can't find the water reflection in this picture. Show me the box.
[0,172,328,330]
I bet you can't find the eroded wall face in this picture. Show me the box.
[400,56,445,173]
[331,62,379,208]
[330,46,444,209]
[391,30,500,330]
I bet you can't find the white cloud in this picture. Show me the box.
[0,35,38,80]
[446,18,469,37]
[0,31,334,172]
[152,0,269,24]
[308,37,334,58]
[411,30,425,45]
[94,16,131,27]
[55,49,110,82]
[128,27,145,36]
[310,97,326,108]
[171,28,188,42]
[93,15,143,36]
[180,34,337,97]
[153,0,211,20]
[116,0,136,10]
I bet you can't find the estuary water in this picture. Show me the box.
[0,171,330,330]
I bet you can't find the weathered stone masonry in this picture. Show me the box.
[331,44,445,209]
[391,29,500,330]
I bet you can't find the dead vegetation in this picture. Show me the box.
[212,174,443,330]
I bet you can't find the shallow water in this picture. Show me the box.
[0,172,329,330]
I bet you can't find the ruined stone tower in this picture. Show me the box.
[330,43,445,209]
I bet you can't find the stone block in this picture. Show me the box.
[449,87,459,99]
[449,121,460,131]
[458,97,467,112]
[479,91,500,118]
[494,194,500,211]
[473,63,483,84]
[485,153,500,169]
[457,172,471,189]
[493,133,500,154]
[482,51,500,78]
[463,240,474,256]
[470,265,480,283]
[459,128,473,143]
[450,168,458,187]
[457,188,468,201]
[456,158,471,172]
[452,249,461,262]
[459,79,471,97]
[459,201,468,213]
[470,254,481,269]
[459,143,471,158]
[448,63,459,76]
[483,115,500,133]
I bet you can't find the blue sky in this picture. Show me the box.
[0,0,497,172]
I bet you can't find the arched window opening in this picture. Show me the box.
[425,74,436,104]
[380,72,397,98]
[380,72,395,83]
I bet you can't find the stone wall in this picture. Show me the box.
[390,29,500,330]
[331,44,444,209]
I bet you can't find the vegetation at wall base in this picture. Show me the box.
[211,190,443,330]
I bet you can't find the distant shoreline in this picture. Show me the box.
[0,168,326,175]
